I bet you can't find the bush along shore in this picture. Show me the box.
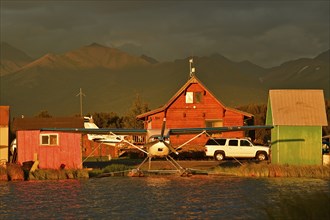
[0,163,89,181]
[1,162,330,181]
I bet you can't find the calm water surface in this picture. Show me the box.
[1,176,329,219]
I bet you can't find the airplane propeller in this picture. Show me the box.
[158,117,179,155]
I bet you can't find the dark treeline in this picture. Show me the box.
[34,94,150,129]
[89,94,150,129]
[237,103,270,144]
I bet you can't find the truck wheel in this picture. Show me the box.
[256,152,267,161]
[214,152,225,161]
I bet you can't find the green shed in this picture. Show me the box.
[266,90,328,165]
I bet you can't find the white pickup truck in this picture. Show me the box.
[204,138,270,161]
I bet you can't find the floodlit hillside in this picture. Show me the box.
[0,42,33,76]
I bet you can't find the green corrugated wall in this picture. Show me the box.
[270,126,322,165]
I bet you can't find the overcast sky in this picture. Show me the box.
[1,0,329,67]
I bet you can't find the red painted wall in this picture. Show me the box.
[144,83,245,147]
[17,130,82,169]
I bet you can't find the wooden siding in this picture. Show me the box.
[144,82,246,146]
[17,130,82,169]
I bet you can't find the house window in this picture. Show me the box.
[195,92,202,103]
[185,91,203,103]
[186,92,193,103]
[40,134,58,145]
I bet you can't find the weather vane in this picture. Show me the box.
[189,58,195,78]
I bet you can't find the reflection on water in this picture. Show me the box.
[0,176,329,219]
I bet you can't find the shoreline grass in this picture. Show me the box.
[88,164,134,178]
[1,161,330,181]
[213,163,330,178]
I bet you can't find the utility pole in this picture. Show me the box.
[76,88,85,117]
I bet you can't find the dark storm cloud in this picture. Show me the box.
[1,0,329,67]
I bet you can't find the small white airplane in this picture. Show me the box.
[83,116,125,145]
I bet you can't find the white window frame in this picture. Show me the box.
[185,92,193,103]
[40,134,59,146]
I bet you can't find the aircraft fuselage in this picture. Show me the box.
[148,141,170,157]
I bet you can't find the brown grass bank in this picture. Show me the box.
[213,162,330,179]
[0,163,89,181]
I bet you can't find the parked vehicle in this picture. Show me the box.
[204,138,270,161]
[322,140,330,154]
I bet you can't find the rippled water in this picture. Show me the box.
[1,176,329,219]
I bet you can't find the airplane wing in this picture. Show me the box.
[167,125,273,135]
[41,125,272,136]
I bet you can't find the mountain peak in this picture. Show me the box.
[0,42,34,76]
[314,49,329,62]
[87,42,107,48]
[62,43,150,69]
[0,42,33,62]
[140,54,158,64]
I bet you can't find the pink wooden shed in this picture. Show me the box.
[12,117,84,169]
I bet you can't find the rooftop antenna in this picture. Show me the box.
[189,58,195,78]
[76,88,85,117]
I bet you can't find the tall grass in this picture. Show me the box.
[213,163,330,178]
[29,169,89,180]
[88,164,133,177]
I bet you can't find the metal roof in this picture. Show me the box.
[12,117,84,131]
[268,90,328,126]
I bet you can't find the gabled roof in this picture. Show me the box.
[268,90,328,126]
[12,117,84,131]
[137,76,253,119]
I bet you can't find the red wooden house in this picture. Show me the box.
[12,117,84,169]
[137,76,253,148]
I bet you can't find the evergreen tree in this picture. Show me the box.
[123,94,150,129]
[89,112,123,128]
[35,110,52,118]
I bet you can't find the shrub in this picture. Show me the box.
[6,163,24,181]
[0,165,8,181]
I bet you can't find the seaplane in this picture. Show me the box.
[42,115,272,177]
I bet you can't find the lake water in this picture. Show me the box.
[1,176,329,219]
